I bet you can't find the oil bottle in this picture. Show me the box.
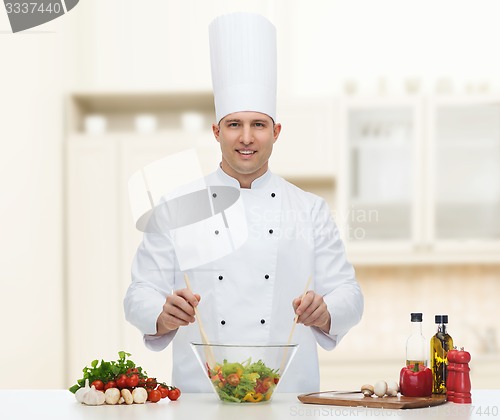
[406,312,427,367]
[430,314,453,394]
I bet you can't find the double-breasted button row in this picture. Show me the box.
[219,319,266,326]
[218,274,269,281]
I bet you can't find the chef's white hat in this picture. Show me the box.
[209,12,277,123]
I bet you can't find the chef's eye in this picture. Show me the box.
[254,122,266,127]
[227,122,239,127]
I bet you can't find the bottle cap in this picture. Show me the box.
[410,313,423,322]
[435,314,448,324]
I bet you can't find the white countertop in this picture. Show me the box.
[0,390,498,420]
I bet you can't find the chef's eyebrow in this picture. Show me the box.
[224,118,269,123]
[220,117,274,127]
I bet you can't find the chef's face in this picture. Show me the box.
[212,111,281,188]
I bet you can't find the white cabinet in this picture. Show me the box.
[338,96,500,264]
[428,97,500,244]
[338,98,422,248]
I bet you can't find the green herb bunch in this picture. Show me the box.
[69,351,148,394]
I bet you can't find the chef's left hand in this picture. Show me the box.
[292,291,331,334]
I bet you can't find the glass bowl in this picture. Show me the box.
[191,342,298,403]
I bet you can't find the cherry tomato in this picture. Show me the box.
[138,377,147,387]
[226,373,240,386]
[104,381,117,390]
[91,380,104,391]
[126,374,139,388]
[157,386,168,399]
[145,378,157,389]
[262,377,274,390]
[254,379,266,394]
[167,388,181,401]
[126,368,139,375]
[116,374,128,389]
[148,389,162,403]
[274,377,279,385]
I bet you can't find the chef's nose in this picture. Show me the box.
[240,125,254,145]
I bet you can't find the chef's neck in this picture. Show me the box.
[219,160,268,189]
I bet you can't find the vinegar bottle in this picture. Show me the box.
[406,312,427,367]
[430,314,453,394]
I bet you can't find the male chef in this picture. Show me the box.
[124,12,363,393]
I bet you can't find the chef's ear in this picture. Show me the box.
[212,123,221,142]
[273,122,282,142]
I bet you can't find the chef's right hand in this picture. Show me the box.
[155,288,201,336]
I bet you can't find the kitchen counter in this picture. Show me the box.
[0,390,498,420]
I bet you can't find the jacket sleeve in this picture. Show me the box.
[123,208,179,351]
[310,198,364,350]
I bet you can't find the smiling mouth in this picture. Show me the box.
[237,149,255,155]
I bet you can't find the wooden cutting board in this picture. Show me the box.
[297,391,447,409]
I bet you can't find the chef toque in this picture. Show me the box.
[209,12,277,123]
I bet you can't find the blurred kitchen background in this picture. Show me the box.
[1,0,499,390]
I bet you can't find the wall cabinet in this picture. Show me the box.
[338,96,500,264]
[428,97,500,243]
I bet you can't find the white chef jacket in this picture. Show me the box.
[124,167,363,393]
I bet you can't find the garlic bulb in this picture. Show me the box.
[82,385,106,406]
[74,379,90,403]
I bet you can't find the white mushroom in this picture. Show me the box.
[386,381,399,397]
[121,388,134,405]
[374,380,388,397]
[132,387,148,404]
[361,384,374,397]
[104,388,121,405]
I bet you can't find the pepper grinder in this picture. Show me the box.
[446,347,458,402]
[453,347,472,404]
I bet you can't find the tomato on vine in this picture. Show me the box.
[91,380,104,391]
[126,374,139,388]
[145,378,157,389]
[148,389,162,403]
[116,374,128,389]
[157,386,169,399]
[104,381,116,390]
[168,388,181,401]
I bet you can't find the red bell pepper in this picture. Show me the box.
[400,363,432,397]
